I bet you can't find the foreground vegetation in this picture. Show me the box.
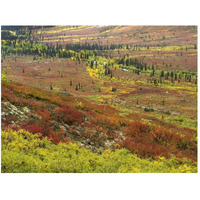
[1,129,197,173]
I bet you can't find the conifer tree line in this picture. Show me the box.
[1,27,197,84]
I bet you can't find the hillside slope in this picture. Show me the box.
[1,25,197,173]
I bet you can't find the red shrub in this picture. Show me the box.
[120,121,197,160]
[125,121,149,137]
[48,129,70,145]
[25,124,43,134]
[54,106,84,125]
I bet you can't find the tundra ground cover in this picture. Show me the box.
[1,26,197,172]
[2,55,197,130]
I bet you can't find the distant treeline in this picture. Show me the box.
[1,26,54,31]
[46,42,154,51]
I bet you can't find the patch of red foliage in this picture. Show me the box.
[54,106,84,125]
[119,121,197,161]
[21,109,71,145]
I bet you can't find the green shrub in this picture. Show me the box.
[144,108,154,112]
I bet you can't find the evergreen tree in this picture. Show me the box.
[175,73,177,80]
[90,61,93,68]
[170,71,174,78]
[161,99,166,106]
[152,64,154,71]
[160,70,164,77]
[144,63,147,71]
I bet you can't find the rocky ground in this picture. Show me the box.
[1,101,123,153]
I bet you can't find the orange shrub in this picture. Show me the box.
[24,124,43,134]
[54,106,84,125]
[120,121,197,160]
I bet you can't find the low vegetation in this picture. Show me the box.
[1,129,197,173]
[1,25,197,173]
